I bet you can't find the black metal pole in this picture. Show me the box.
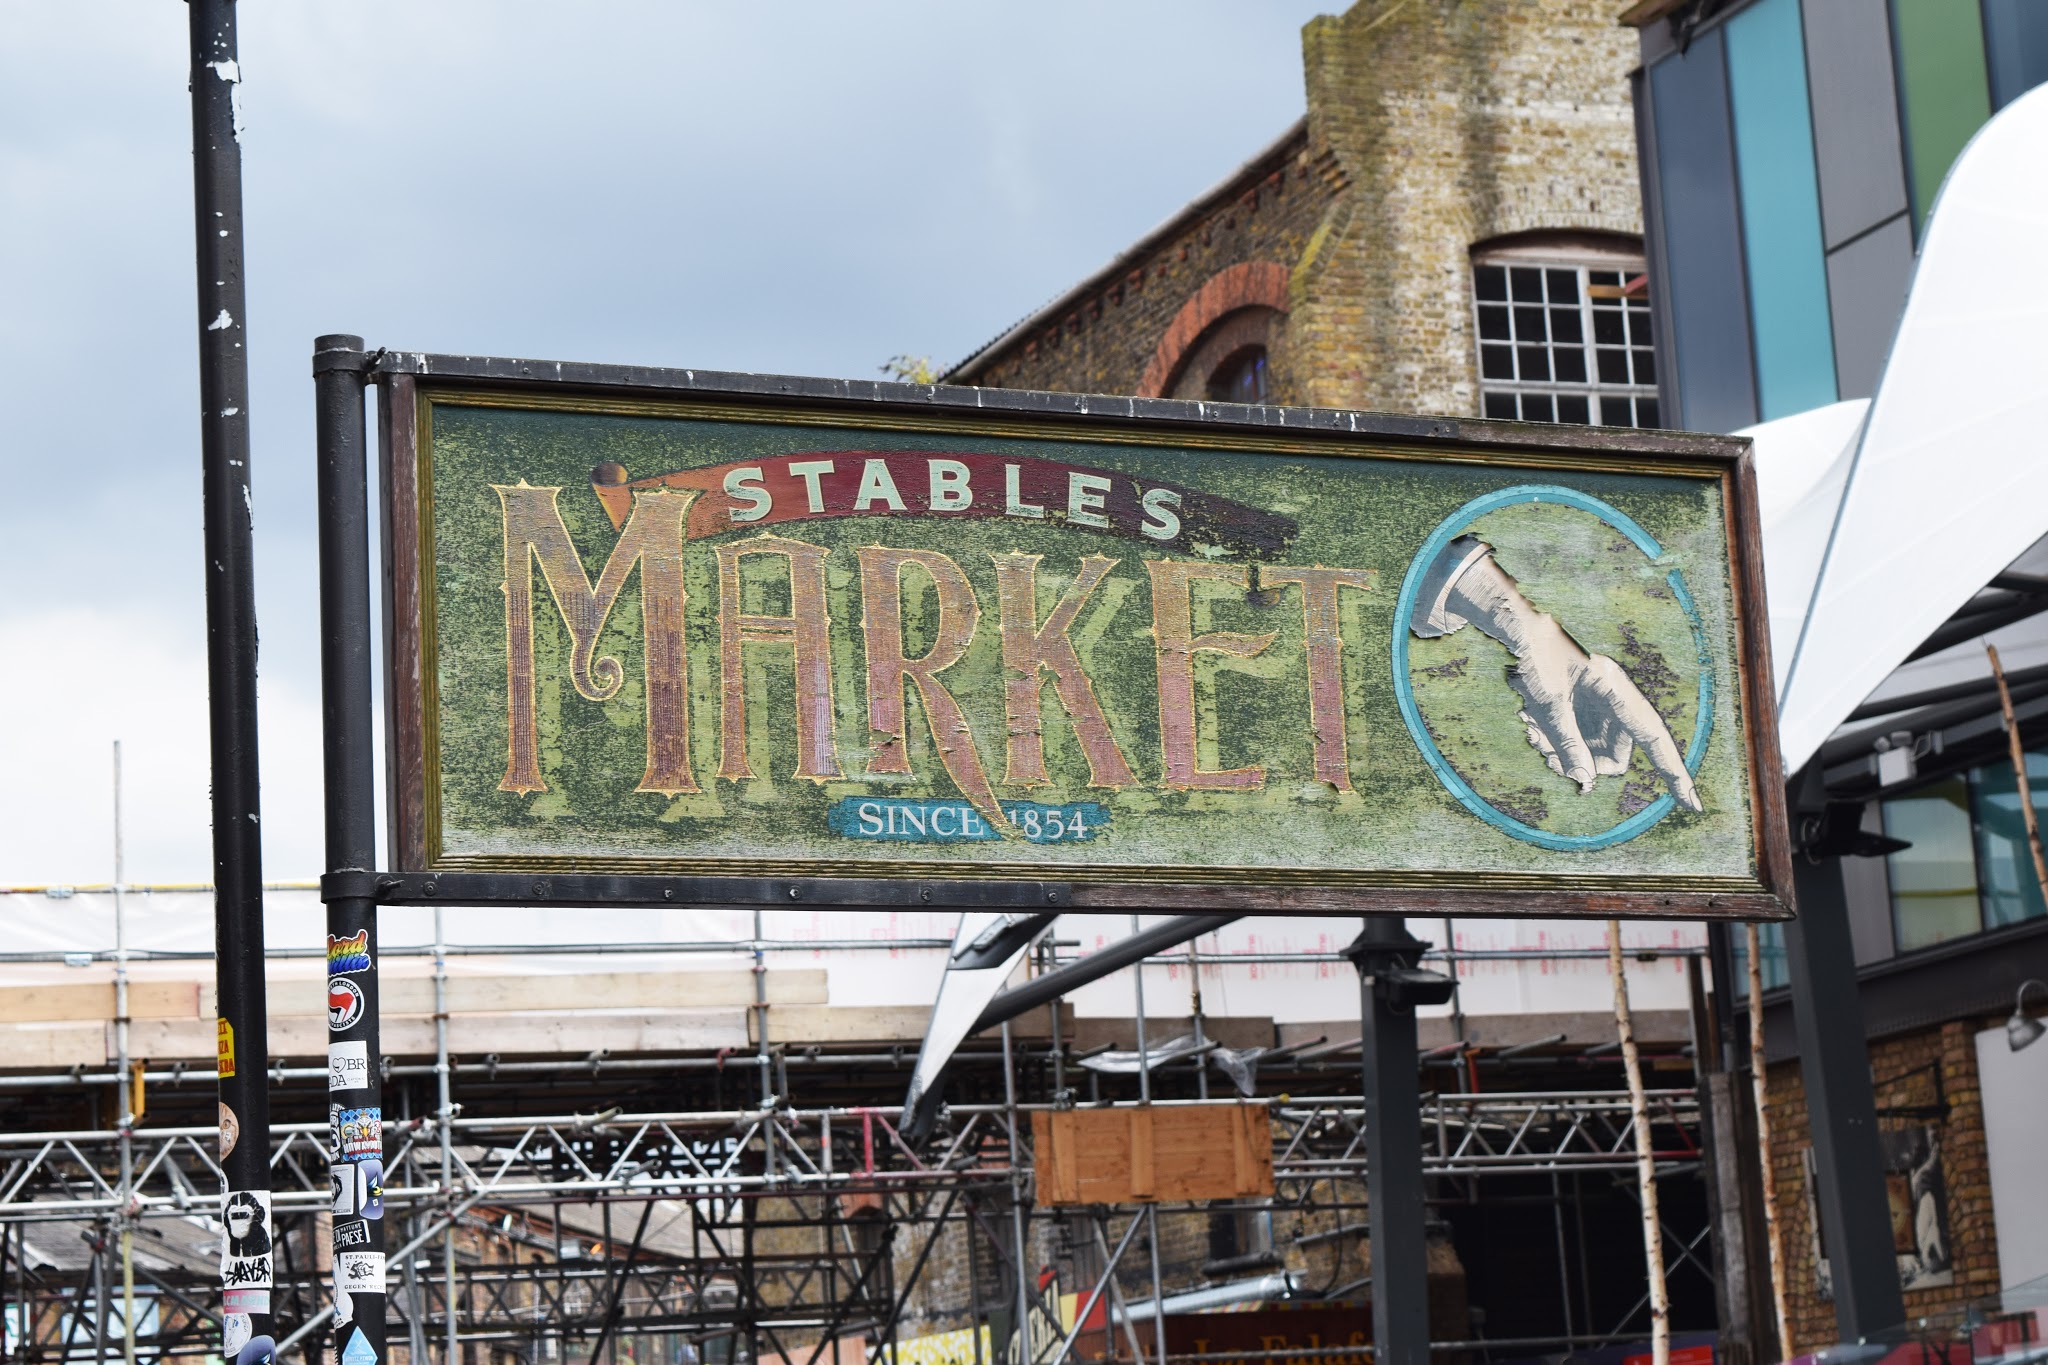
[1784,855,1904,1340]
[314,335,389,1365]
[188,4,274,1359]
[1342,919,1450,1365]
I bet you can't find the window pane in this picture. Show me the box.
[1476,265,1508,301]
[1633,348,1657,386]
[1483,392,1518,419]
[1597,349,1630,384]
[1638,397,1660,427]
[1554,348,1588,383]
[1546,268,1580,303]
[1478,305,1510,341]
[1557,394,1590,424]
[1589,270,1621,290]
[1482,344,1515,380]
[1893,0,1992,232]
[1518,345,1551,381]
[1884,777,1983,952]
[1601,395,1636,426]
[1725,0,1839,418]
[1982,0,2048,111]
[1510,268,1543,302]
[1650,26,1762,431]
[1973,753,2048,929]
[1551,308,1583,344]
[1732,921,1791,997]
[1521,393,1555,422]
[1594,308,1626,346]
[1514,306,1549,341]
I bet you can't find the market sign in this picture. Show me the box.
[381,366,1789,918]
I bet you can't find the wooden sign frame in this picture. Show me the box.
[371,352,1791,920]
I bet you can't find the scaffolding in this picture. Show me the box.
[0,921,1718,1365]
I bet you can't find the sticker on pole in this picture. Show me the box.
[341,1328,379,1365]
[218,1189,272,1289]
[328,976,365,1030]
[328,1040,369,1092]
[223,1313,252,1356]
[337,1106,381,1159]
[335,1249,386,1295]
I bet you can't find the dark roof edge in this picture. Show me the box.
[942,115,1312,383]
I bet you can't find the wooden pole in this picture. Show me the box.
[1748,921,1791,1360]
[1989,643,2048,901]
[1609,920,1669,1365]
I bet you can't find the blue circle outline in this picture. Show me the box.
[1390,484,1715,851]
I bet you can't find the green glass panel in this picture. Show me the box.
[1883,775,1982,952]
[1972,751,2048,928]
[1892,0,1993,231]
[1726,0,1839,418]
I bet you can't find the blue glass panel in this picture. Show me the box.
[1730,921,1790,997]
[1972,751,2048,928]
[1982,0,2048,109]
[1648,30,1759,433]
[1726,0,1840,418]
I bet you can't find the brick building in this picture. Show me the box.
[946,0,1654,431]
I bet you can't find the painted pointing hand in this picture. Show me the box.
[1412,536,1702,813]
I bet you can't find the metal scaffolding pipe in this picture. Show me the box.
[972,914,1238,1033]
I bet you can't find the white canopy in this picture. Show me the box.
[1751,84,2048,773]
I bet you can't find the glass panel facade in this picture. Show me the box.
[1640,0,2033,429]
[1732,920,1790,998]
[1971,751,2048,929]
[1892,0,1993,231]
[1884,775,1982,952]
[1647,27,1759,433]
[1981,0,2048,110]
[1725,0,1840,419]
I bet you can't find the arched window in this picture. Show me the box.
[1166,306,1281,404]
[1471,233,1657,428]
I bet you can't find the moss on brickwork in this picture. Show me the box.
[951,0,1642,418]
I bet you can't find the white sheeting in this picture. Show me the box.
[1759,84,2048,773]
[1743,397,1869,697]
[0,889,1703,1020]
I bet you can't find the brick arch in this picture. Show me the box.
[1137,261,1292,398]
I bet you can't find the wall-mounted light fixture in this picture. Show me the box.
[2009,979,2047,1052]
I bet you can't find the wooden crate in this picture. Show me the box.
[1031,1103,1273,1206]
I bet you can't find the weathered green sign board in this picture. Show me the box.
[383,372,1789,919]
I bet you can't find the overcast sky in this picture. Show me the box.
[0,3,1333,884]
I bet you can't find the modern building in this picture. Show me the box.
[1624,0,2048,1352]
[1628,0,2048,432]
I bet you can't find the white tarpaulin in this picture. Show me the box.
[0,888,1701,1023]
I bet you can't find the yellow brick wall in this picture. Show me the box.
[1765,1018,2004,1354]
